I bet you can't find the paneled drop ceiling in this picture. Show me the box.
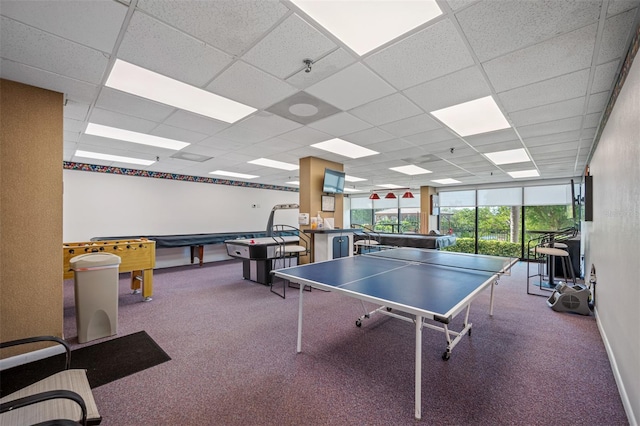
[1,0,638,193]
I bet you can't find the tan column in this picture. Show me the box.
[298,156,344,230]
[1,79,63,352]
[419,186,438,234]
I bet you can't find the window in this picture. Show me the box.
[350,197,374,229]
[349,194,421,233]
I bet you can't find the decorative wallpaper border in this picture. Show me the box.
[63,162,299,193]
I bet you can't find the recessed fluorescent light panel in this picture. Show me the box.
[248,158,299,171]
[286,181,300,185]
[390,165,432,175]
[311,138,379,159]
[74,150,155,166]
[343,187,363,193]
[376,184,405,189]
[292,0,442,56]
[432,178,461,185]
[85,123,190,150]
[430,96,511,137]
[209,170,258,179]
[106,59,256,123]
[508,170,540,178]
[345,175,367,182]
[484,148,531,165]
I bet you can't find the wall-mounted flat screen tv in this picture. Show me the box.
[322,168,345,194]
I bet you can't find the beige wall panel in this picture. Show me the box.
[1,79,63,356]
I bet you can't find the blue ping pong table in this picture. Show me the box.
[272,247,517,420]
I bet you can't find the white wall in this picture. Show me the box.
[586,53,640,425]
[63,170,299,267]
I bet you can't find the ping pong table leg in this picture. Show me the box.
[415,314,423,420]
[297,283,304,353]
[489,280,496,316]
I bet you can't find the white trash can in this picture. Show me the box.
[70,253,121,343]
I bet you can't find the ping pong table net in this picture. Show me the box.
[363,246,516,277]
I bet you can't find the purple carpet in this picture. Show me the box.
[62,259,627,425]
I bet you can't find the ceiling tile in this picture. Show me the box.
[522,130,581,148]
[475,140,523,154]
[95,88,176,123]
[509,97,586,127]
[403,65,492,112]
[198,135,253,152]
[285,48,356,89]
[446,0,479,11]
[242,14,337,79]
[0,17,108,84]
[342,127,395,146]
[591,60,622,93]
[529,141,578,156]
[77,134,175,157]
[89,108,159,133]
[308,112,372,136]
[366,138,417,156]
[583,112,602,129]
[64,117,85,133]
[206,61,298,109]
[163,110,230,136]
[379,114,442,137]
[581,127,597,139]
[365,19,475,90]
[64,101,91,121]
[305,62,396,110]
[456,0,601,62]
[350,93,422,126]
[150,123,209,144]
[597,9,638,64]
[587,91,610,114]
[278,126,332,144]
[499,68,590,113]
[607,1,639,16]
[0,59,99,104]
[236,114,302,139]
[404,128,458,146]
[136,0,289,56]
[483,23,597,92]
[118,11,233,87]
[215,125,269,144]
[463,128,520,147]
[518,116,584,139]
[0,0,127,52]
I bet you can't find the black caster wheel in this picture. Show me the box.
[356,319,362,327]
[386,307,392,312]
[442,351,451,360]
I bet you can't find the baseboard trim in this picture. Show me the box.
[595,306,637,426]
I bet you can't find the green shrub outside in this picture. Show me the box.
[443,238,521,258]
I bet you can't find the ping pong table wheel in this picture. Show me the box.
[355,319,362,327]
[442,351,451,361]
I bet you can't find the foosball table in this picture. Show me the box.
[63,239,156,301]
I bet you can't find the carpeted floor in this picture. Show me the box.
[57,258,627,425]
